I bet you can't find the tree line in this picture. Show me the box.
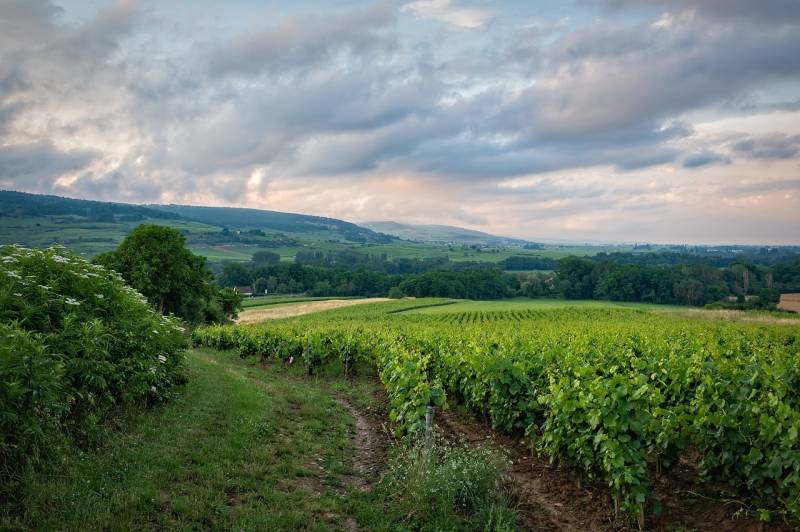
[218,250,800,308]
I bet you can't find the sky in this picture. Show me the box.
[1,0,799,245]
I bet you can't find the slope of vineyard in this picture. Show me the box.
[193,303,800,524]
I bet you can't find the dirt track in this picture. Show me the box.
[236,298,391,324]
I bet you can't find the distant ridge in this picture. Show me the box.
[0,190,180,220]
[148,204,393,243]
[0,190,394,245]
[360,221,529,246]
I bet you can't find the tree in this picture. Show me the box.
[218,262,252,287]
[266,276,278,293]
[252,250,281,265]
[673,278,705,306]
[95,225,241,324]
[556,257,595,299]
[254,277,269,295]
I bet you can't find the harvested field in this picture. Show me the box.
[778,293,800,313]
[655,307,800,325]
[236,298,391,324]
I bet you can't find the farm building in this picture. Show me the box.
[233,285,253,297]
[777,293,800,313]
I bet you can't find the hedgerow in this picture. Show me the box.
[0,245,187,481]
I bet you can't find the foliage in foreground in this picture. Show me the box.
[0,245,188,483]
[194,305,800,522]
[95,224,241,325]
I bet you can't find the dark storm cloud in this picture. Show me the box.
[0,101,24,136]
[503,19,800,142]
[732,133,800,160]
[0,0,141,78]
[0,141,96,189]
[682,151,730,168]
[731,178,800,195]
[593,0,800,23]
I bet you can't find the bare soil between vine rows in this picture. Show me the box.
[433,407,792,531]
[331,398,787,532]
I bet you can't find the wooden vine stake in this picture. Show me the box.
[425,406,436,445]
[637,502,645,531]
[613,487,620,521]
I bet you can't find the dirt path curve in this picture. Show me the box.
[236,298,391,324]
[333,395,393,492]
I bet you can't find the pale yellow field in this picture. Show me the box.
[235,298,391,324]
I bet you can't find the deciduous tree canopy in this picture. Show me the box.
[96,225,241,324]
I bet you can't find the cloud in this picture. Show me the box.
[0,0,798,244]
[682,150,730,168]
[592,0,800,24]
[209,3,396,76]
[504,18,800,141]
[0,141,96,189]
[403,0,494,29]
[732,133,800,159]
[731,178,800,194]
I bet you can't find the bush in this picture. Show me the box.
[0,245,188,481]
[387,286,404,299]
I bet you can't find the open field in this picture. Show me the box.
[656,307,800,325]
[778,293,800,313]
[242,295,362,308]
[236,298,392,324]
[400,298,685,314]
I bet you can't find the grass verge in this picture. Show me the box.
[2,349,517,531]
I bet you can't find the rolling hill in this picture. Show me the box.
[360,221,530,246]
[149,204,392,243]
[0,190,593,264]
[0,190,394,259]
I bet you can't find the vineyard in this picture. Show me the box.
[193,301,800,525]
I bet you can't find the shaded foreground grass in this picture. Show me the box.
[2,349,514,531]
[3,348,361,529]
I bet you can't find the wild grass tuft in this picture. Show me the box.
[384,436,516,531]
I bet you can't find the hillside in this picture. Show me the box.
[0,190,180,221]
[0,190,395,259]
[0,190,637,264]
[149,204,392,243]
[360,221,529,246]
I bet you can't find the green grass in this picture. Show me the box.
[4,348,515,530]
[2,349,381,530]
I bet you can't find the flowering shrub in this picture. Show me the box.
[0,245,187,478]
